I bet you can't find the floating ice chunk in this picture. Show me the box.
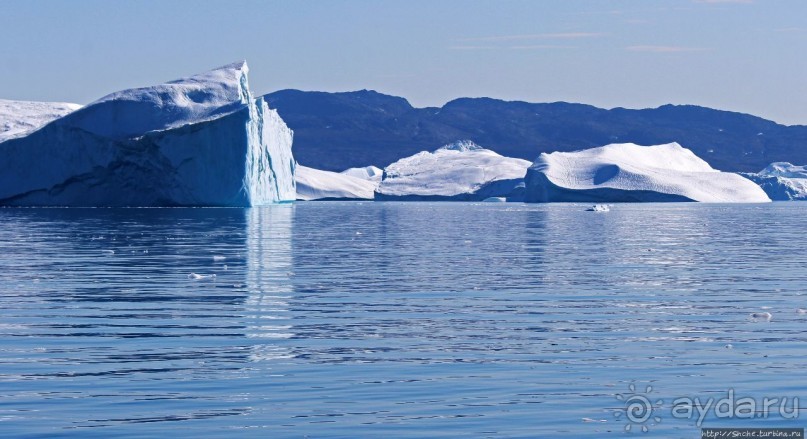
[797,308,807,315]
[750,311,772,321]
[586,204,610,212]
[212,255,227,261]
[188,273,217,280]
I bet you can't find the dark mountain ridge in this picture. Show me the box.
[264,89,807,173]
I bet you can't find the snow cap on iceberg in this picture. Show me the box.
[0,61,295,207]
[741,162,807,201]
[0,99,82,143]
[376,140,531,200]
[341,165,383,182]
[758,162,807,179]
[59,61,253,139]
[437,139,484,152]
[524,142,770,203]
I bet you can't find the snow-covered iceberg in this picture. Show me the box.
[0,61,295,207]
[0,99,82,143]
[296,165,376,200]
[524,142,770,203]
[741,162,807,200]
[376,140,531,200]
[341,165,383,182]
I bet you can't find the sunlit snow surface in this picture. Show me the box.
[296,165,376,200]
[525,142,770,203]
[341,165,383,182]
[0,99,81,142]
[377,140,531,200]
[742,162,807,200]
[0,62,295,206]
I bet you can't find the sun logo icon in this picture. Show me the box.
[614,383,664,433]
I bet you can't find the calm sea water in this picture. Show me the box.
[1,202,806,438]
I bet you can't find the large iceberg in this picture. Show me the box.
[295,165,376,200]
[0,99,82,142]
[376,140,531,200]
[0,61,295,207]
[524,142,770,203]
[741,162,807,200]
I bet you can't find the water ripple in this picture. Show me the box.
[1,203,806,437]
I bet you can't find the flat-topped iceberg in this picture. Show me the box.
[0,99,82,142]
[296,165,376,200]
[376,140,531,200]
[524,142,770,203]
[0,61,295,207]
[741,162,807,200]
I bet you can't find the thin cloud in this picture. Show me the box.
[446,45,498,51]
[447,44,575,51]
[775,27,805,33]
[458,32,605,43]
[694,0,752,3]
[509,45,576,50]
[626,45,711,53]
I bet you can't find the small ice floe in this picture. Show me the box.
[725,344,734,349]
[188,273,216,280]
[586,204,610,212]
[102,249,115,255]
[797,308,807,315]
[750,311,773,321]
[482,197,507,203]
[212,255,226,261]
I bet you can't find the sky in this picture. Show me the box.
[1,0,806,125]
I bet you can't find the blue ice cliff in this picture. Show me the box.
[0,61,295,206]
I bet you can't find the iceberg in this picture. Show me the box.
[741,162,807,200]
[586,204,611,212]
[295,165,376,200]
[341,165,383,182]
[376,140,531,200]
[524,142,770,203]
[0,61,295,207]
[0,99,82,143]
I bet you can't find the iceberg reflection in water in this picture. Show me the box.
[245,206,295,361]
[1,203,807,437]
